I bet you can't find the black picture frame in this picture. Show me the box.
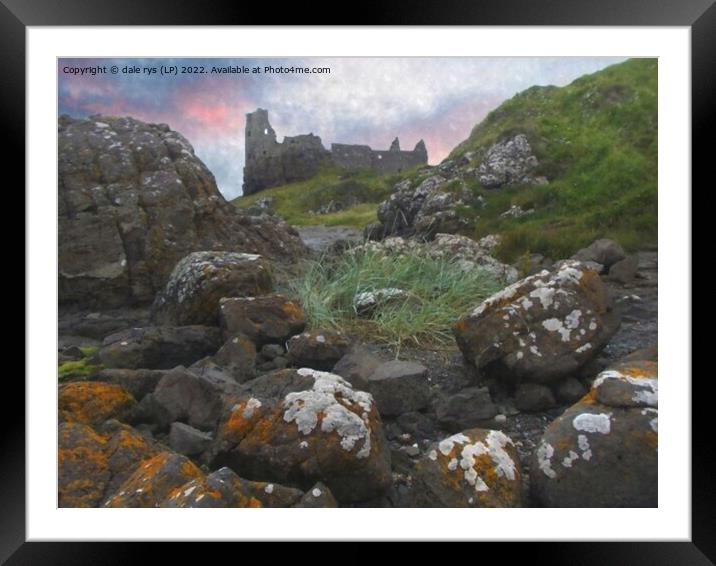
[10,0,706,561]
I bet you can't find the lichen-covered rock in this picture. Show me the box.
[103,451,204,507]
[476,134,541,188]
[59,420,161,507]
[354,234,517,284]
[58,115,305,310]
[413,429,522,507]
[59,382,137,425]
[99,325,221,369]
[530,359,657,507]
[162,467,265,508]
[454,261,620,384]
[209,368,392,503]
[374,175,478,239]
[58,422,111,507]
[286,330,350,371]
[353,288,410,316]
[150,251,274,326]
[218,294,306,346]
[364,361,430,417]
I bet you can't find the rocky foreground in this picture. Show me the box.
[57,115,657,508]
[59,239,657,508]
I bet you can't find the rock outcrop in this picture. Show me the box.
[58,115,305,310]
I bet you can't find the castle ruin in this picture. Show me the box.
[242,108,428,195]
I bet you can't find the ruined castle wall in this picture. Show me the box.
[243,109,428,195]
[330,143,374,170]
[369,150,427,174]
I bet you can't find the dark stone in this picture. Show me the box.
[99,325,222,370]
[434,386,499,431]
[365,361,430,417]
[169,422,213,456]
[514,383,557,412]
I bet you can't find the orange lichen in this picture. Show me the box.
[59,382,136,425]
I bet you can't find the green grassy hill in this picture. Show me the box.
[232,167,417,228]
[233,58,657,263]
[450,57,657,262]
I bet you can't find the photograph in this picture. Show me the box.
[56,55,659,510]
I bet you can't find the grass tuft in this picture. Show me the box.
[288,246,502,351]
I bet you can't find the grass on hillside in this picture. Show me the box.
[446,58,658,263]
[232,167,421,228]
[287,246,502,351]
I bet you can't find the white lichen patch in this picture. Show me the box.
[573,413,611,434]
[536,441,557,479]
[529,286,556,309]
[312,488,322,497]
[562,451,580,468]
[576,343,592,354]
[436,430,517,493]
[283,369,374,459]
[592,369,658,407]
[264,484,274,494]
[241,398,262,419]
[428,450,438,461]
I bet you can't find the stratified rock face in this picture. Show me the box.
[150,251,273,326]
[209,368,392,503]
[58,115,305,310]
[413,429,522,507]
[531,358,658,507]
[454,261,620,384]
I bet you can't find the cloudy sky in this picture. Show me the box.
[58,57,626,199]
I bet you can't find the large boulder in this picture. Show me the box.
[413,429,522,507]
[98,325,222,369]
[209,368,392,503]
[454,261,620,385]
[531,358,658,507]
[58,115,305,310]
[218,294,306,346]
[150,251,273,326]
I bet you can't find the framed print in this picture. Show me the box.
[11,0,707,561]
